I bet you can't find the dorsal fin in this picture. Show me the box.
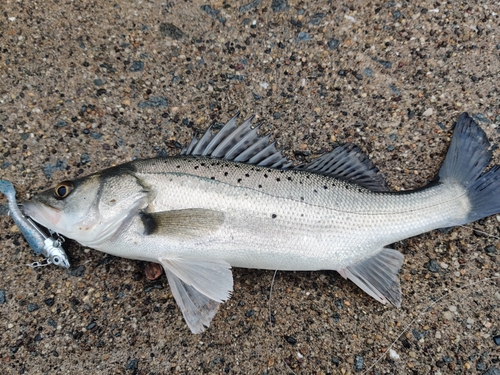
[180,114,387,190]
[181,113,292,168]
[295,143,388,192]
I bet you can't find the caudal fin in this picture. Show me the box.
[439,113,500,223]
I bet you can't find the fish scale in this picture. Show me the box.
[22,113,500,334]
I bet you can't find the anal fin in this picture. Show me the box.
[158,257,233,334]
[338,248,404,307]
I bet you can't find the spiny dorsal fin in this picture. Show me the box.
[181,113,292,168]
[181,113,386,189]
[295,143,388,192]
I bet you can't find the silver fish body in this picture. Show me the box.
[22,113,500,333]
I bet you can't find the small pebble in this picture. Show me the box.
[0,290,6,304]
[435,331,442,339]
[93,79,104,86]
[389,349,400,360]
[493,335,500,346]
[422,108,434,117]
[271,0,289,13]
[67,265,86,277]
[43,160,67,179]
[296,32,311,42]
[159,23,184,40]
[284,335,297,345]
[484,245,497,255]
[372,57,392,69]
[80,153,91,165]
[138,97,168,108]
[126,358,139,370]
[129,61,144,72]
[427,259,440,273]
[28,303,39,312]
[200,5,219,17]
[363,68,373,77]
[483,368,500,375]
[449,305,457,312]
[145,263,163,280]
[327,39,340,50]
[353,354,364,371]
[472,113,490,124]
[309,13,325,25]
[239,0,262,13]
[443,311,453,320]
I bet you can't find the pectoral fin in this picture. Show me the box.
[338,248,404,307]
[141,208,224,238]
[158,257,233,334]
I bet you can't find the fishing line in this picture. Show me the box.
[364,275,500,374]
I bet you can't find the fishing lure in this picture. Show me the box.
[0,180,70,268]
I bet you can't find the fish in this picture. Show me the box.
[22,112,500,333]
[0,180,70,268]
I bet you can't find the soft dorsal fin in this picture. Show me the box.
[295,143,388,192]
[180,113,292,168]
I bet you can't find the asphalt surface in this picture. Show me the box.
[0,0,499,374]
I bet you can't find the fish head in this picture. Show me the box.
[23,166,149,246]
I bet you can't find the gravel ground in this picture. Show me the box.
[1,0,499,374]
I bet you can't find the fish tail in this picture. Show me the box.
[438,112,500,223]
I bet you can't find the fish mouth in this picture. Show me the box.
[22,200,62,229]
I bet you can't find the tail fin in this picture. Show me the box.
[439,113,500,223]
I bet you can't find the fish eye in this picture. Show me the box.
[54,181,73,199]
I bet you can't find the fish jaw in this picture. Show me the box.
[23,195,100,241]
[23,200,63,230]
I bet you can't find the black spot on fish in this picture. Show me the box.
[258,184,262,188]
[323,185,328,189]
[271,214,277,219]
[194,165,199,170]
[276,178,281,182]
[140,212,157,236]
[176,165,180,168]
[224,172,228,176]
[237,178,242,183]
[264,174,268,178]
[211,177,215,180]
[300,196,304,200]
[201,163,205,166]
[313,189,318,193]
[245,173,249,177]
[287,177,292,181]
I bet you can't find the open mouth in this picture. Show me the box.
[22,200,62,228]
